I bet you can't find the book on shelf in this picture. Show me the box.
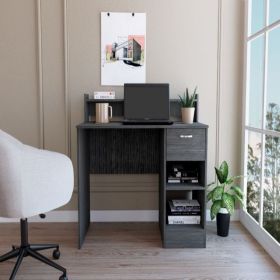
[167,179,181,183]
[90,91,116,99]
[169,200,200,212]
[168,210,201,216]
[168,200,201,215]
[172,199,200,207]
[167,176,199,184]
[168,215,201,224]
[182,178,199,183]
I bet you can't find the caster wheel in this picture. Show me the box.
[59,275,68,280]
[53,249,60,260]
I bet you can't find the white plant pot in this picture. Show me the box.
[181,107,195,124]
[218,207,229,214]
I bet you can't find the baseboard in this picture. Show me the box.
[91,210,158,222]
[0,209,240,223]
[0,211,78,223]
[240,210,280,266]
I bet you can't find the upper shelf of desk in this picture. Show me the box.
[82,94,199,124]
[77,122,208,129]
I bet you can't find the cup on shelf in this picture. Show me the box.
[95,103,113,123]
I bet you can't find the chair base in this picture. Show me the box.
[0,219,68,280]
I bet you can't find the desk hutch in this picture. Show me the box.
[77,94,208,249]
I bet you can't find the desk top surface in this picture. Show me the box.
[77,122,208,129]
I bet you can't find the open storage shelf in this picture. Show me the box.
[160,126,207,248]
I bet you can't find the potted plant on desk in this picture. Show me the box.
[178,87,197,124]
[207,161,244,237]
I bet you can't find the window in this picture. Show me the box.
[244,0,280,243]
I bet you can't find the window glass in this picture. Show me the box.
[247,36,264,128]
[269,0,280,25]
[249,0,265,36]
[266,27,280,132]
[245,0,280,246]
[247,131,262,222]
[263,135,280,242]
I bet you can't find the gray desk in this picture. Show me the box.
[77,121,208,249]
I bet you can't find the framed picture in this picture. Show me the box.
[101,12,146,86]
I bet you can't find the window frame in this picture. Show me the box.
[241,0,280,265]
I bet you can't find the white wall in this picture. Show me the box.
[0,0,245,212]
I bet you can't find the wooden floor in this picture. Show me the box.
[0,222,279,280]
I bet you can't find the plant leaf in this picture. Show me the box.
[207,181,215,187]
[207,190,213,202]
[178,95,185,107]
[222,193,235,215]
[212,186,223,201]
[219,161,229,182]
[215,167,225,184]
[210,200,222,220]
[179,88,197,107]
[230,185,244,199]
[233,194,243,206]
[226,175,243,185]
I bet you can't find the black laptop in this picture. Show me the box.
[123,83,173,125]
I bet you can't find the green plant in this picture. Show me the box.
[178,87,197,108]
[207,161,244,220]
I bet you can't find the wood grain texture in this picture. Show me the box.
[0,222,279,280]
[89,129,160,174]
[166,128,206,161]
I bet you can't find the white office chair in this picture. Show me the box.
[0,130,74,280]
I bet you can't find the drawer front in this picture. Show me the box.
[167,129,206,161]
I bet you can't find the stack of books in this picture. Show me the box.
[167,177,181,183]
[167,176,199,184]
[89,91,116,99]
[168,199,201,225]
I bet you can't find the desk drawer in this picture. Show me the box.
[167,129,206,160]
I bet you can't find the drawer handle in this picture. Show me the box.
[180,135,193,139]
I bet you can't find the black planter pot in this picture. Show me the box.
[217,212,230,237]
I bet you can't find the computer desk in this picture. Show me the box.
[77,121,208,249]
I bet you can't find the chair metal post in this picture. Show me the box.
[20,219,29,247]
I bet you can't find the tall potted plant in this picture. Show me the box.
[207,161,244,237]
[178,87,197,124]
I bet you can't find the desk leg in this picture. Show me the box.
[77,129,90,249]
[159,129,166,246]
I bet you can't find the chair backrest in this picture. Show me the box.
[0,129,74,219]
[0,130,24,218]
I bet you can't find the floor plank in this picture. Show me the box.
[0,222,279,280]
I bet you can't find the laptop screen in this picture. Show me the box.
[124,83,170,120]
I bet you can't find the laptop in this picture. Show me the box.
[123,83,173,125]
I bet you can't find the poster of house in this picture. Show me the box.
[101,12,146,86]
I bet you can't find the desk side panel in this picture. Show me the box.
[77,128,90,249]
[159,129,166,242]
